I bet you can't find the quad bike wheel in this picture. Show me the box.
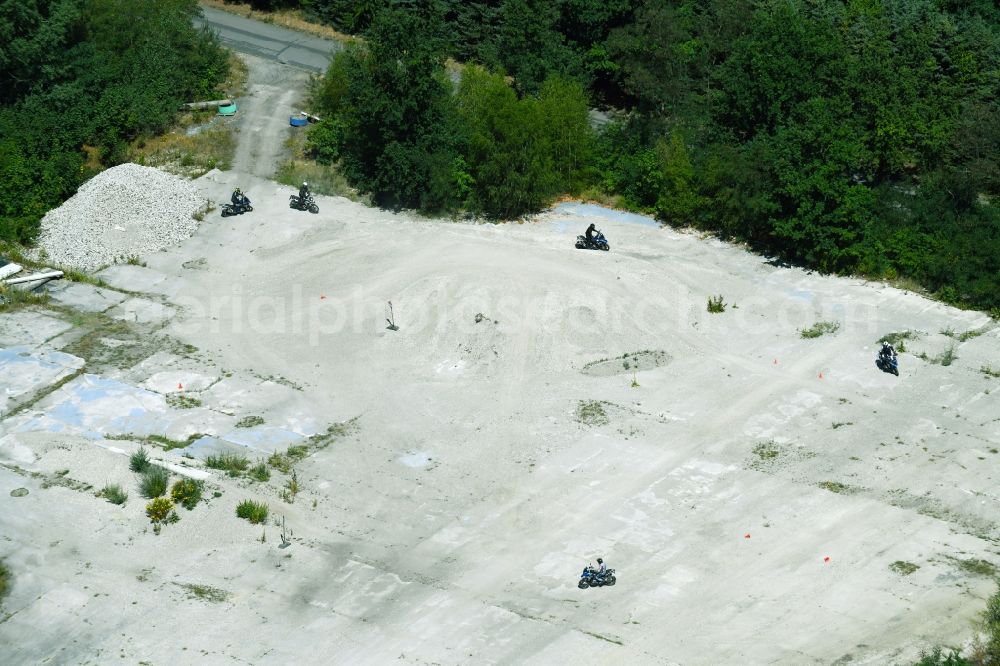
[578,580,589,589]
[221,207,232,217]
[605,575,616,586]
[308,203,319,214]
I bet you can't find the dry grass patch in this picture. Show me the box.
[274,158,364,202]
[130,125,237,178]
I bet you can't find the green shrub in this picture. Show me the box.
[145,497,174,524]
[913,647,972,665]
[268,451,292,474]
[99,483,128,505]
[249,462,270,482]
[129,446,150,473]
[940,345,957,367]
[204,452,250,476]
[986,583,1000,663]
[235,500,269,524]
[170,478,204,510]
[800,321,840,338]
[707,295,727,313]
[139,466,169,498]
[287,445,309,461]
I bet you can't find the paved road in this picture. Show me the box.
[194,6,340,73]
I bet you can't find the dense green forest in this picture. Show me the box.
[0,0,229,244]
[278,0,1000,312]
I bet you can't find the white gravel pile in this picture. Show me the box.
[34,163,203,271]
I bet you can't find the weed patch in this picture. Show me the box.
[949,557,997,578]
[139,467,170,498]
[917,345,958,366]
[818,480,860,495]
[707,295,727,313]
[879,330,920,353]
[177,582,230,603]
[39,469,92,492]
[304,419,356,451]
[577,400,610,426]
[170,478,204,510]
[800,321,840,339]
[889,560,919,575]
[753,441,780,460]
[267,451,293,474]
[99,484,128,505]
[204,453,250,476]
[249,462,270,482]
[0,284,50,312]
[236,500,268,524]
[981,365,1000,379]
[958,328,987,342]
[167,394,202,409]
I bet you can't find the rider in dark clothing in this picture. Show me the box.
[231,188,249,208]
[585,223,597,240]
[298,181,310,202]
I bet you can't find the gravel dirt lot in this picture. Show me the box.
[2,169,999,665]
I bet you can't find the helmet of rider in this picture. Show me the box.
[235,188,241,194]
[302,181,308,188]
[596,558,603,564]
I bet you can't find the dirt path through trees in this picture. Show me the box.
[230,54,310,178]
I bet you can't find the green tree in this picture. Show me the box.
[320,7,462,210]
[654,129,705,225]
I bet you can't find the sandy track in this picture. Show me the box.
[2,171,999,664]
[230,54,309,178]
